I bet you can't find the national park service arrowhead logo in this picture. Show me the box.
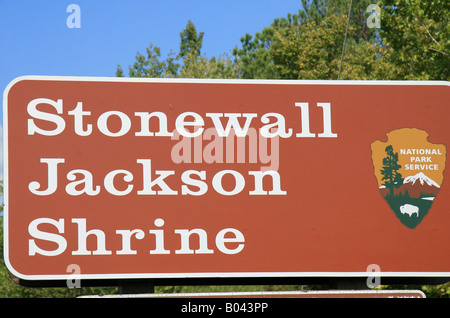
[371,128,447,229]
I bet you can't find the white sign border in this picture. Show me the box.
[3,75,449,281]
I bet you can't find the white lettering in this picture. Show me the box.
[28,218,245,256]
[67,102,92,136]
[29,158,288,196]
[149,218,170,255]
[66,169,101,196]
[71,218,112,255]
[175,112,204,137]
[27,98,66,136]
[212,170,245,196]
[260,113,292,138]
[175,229,214,254]
[205,113,257,137]
[215,228,245,254]
[116,229,145,255]
[317,102,338,137]
[104,169,134,196]
[137,159,178,195]
[181,170,208,196]
[134,111,173,137]
[97,111,131,137]
[26,100,338,139]
[295,102,315,138]
[248,170,287,195]
[28,158,65,196]
[28,218,67,256]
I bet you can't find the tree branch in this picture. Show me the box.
[418,18,441,47]
[428,47,450,56]
[416,19,449,56]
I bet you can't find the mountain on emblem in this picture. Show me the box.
[404,172,440,187]
[379,172,440,198]
[371,128,447,229]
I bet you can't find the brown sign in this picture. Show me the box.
[3,76,449,281]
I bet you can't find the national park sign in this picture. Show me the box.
[3,76,449,282]
[371,128,446,229]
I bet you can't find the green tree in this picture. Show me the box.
[270,14,398,80]
[117,20,237,79]
[380,145,404,197]
[232,0,380,79]
[233,0,448,81]
[380,0,449,80]
[117,43,179,78]
[297,0,379,41]
[232,26,280,79]
[179,52,237,79]
[178,20,204,59]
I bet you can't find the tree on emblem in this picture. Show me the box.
[380,145,404,197]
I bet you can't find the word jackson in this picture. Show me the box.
[29,158,287,197]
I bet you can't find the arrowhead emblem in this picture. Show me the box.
[371,128,446,229]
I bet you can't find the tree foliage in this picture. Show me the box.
[178,20,204,59]
[380,145,404,196]
[118,1,448,81]
[270,14,398,80]
[232,0,448,80]
[232,0,384,79]
[117,20,237,79]
[380,0,449,80]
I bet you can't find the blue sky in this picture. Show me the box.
[0,0,304,179]
[0,0,304,91]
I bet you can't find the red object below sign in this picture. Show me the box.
[3,76,449,281]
